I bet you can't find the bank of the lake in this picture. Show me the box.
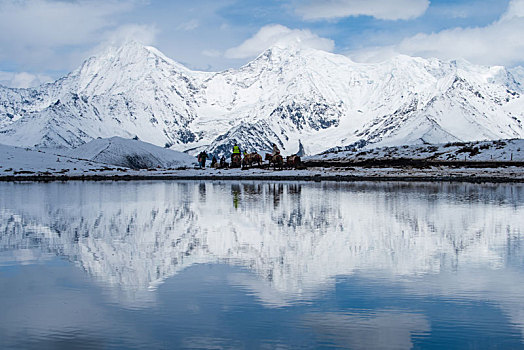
[1,165,523,183]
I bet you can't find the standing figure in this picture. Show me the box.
[199,151,208,168]
[231,143,242,168]
[272,143,280,156]
[232,143,241,156]
[266,143,283,169]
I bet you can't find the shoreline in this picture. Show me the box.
[1,166,523,183]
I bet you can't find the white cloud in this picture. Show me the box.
[79,23,158,63]
[177,20,200,32]
[502,0,524,20]
[202,49,221,58]
[0,0,134,47]
[96,24,157,50]
[0,71,52,88]
[396,0,524,66]
[348,46,399,64]
[0,0,148,72]
[224,24,335,59]
[349,0,524,67]
[296,0,430,21]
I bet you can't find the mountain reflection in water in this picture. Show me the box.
[1,181,523,348]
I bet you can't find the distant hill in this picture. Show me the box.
[0,143,117,175]
[309,139,524,163]
[64,137,197,169]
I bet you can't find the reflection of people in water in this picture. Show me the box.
[199,183,206,202]
[287,184,302,195]
[233,191,239,209]
[270,184,284,208]
[231,184,241,209]
[228,183,300,210]
[242,183,262,196]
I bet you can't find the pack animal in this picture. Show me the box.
[265,153,284,169]
[286,155,301,169]
[230,153,242,168]
[243,153,263,168]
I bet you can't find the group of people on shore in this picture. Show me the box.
[197,151,226,168]
[197,143,281,169]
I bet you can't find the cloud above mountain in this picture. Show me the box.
[0,0,154,72]
[295,0,430,21]
[350,0,524,67]
[0,71,52,89]
[225,24,335,59]
[398,0,524,66]
[0,0,522,89]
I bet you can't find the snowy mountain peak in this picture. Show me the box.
[85,41,174,67]
[264,39,320,57]
[251,42,351,68]
[245,44,307,70]
[66,41,194,96]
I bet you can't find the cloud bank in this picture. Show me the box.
[296,0,430,21]
[1,0,523,89]
[0,0,155,76]
[0,71,52,89]
[350,0,524,67]
[225,24,335,59]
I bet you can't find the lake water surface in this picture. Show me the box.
[1,181,523,349]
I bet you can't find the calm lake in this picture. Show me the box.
[1,181,523,349]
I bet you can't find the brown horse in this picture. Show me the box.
[250,153,263,167]
[241,154,250,168]
[230,153,242,168]
[265,153,284,169]
[242,153,263,168]
[286,155,301,169]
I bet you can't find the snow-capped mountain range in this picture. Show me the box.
[1,41,523,156]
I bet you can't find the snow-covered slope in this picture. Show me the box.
[1,42,523,156]
[311,139,524,162]
[0,143,124,175]
[64,137,196,169]
[0,42,204,149]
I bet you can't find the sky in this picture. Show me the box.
[0,0,523,88]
